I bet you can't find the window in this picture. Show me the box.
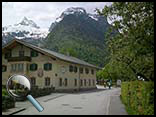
[74,79,77,86]
[91,69,94,75]
[89,79,91,86]
[31,50,38,57]
[18,63,24,72]
[74,66,77,73]
[59,78,62,87]
[11,64,17,72]
[2,65,7,72]
[30,77,36,86]
[65,78,68,87]
[44,63,52,71]
[19,51,24,57]
[5,51,11,59]
[80,79,83,86]
[55,74,58,77]
[84,79,86,86]
[30,64,38,71]
[93,79,95,86]
[85,68,89,74]
[45,77,50,86]
[69,65,73,72]
[79,67,83,74]
[11,63,24,72]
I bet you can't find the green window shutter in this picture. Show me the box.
[59,78,62,86]
[74,66,77,73]
[85,68,89,74]
[48,64,52,70]
[45,77,50,86]
[30,64,33,71]
[65,78,68,86]
[91,69,94,75]
[5,52,11,59]
[44,64,47,71]
[31,78,36,86]
[75,79,77,86]
[31,51,34,57]
[30,64,37,71]
[2,65,7,72]
[80,67,83,74]
[69,65,73,72]
[31,50,38,57]
[44,63,52,71]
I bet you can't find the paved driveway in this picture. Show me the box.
[14,86,123,115]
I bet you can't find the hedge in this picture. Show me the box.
[15,86,55,101]
[2,88,15,111]
[3,85,54,103]
[30,86,54,98]
[121,81,154,115]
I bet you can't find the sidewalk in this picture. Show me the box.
[108,88,128,115]
[2,87,128,115]
[2,93,66,115]
[2,107,26,115]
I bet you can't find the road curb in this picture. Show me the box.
[108,95,128,115]
[43,94,66,102]
[2,108,26,115]
[9,108,26,115]
[106,95,111,115]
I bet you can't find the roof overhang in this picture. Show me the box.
[2,39,101,69]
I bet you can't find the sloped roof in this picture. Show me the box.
[2,39,101,69]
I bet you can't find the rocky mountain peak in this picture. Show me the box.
[16,17,40,29]
[49,7,100,31]
[55,7,87,23]
[62,7,86,15]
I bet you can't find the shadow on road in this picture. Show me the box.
[68,88,110,95]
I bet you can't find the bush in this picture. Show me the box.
[121,81,154,115]
[2,86,54,110]
[30,86,54,98]
[2,88,15,111]
[14,86,54,102]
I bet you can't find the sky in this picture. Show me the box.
[2,2,112,29]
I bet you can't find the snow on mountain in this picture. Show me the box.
[49,7,100,32]
[18,17,40,29]
[55,7,86,23]
[88,14,99,21]
[62,7,86,15]
[2,17,49,39]
[56,17,63,23]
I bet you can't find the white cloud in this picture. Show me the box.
[2,2,111,29]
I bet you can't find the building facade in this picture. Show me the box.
[2,39,100,91]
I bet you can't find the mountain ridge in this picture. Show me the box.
[2,7,117,67]
[44,7,116,67]
[2,17,49,45]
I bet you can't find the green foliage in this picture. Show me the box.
[59,47,78,57]
[11,86,54,102]
[96,60,136,82]
[2,88,15,111]
[43,14,116,67]
[121,81,154,115]
[30,86,54,98]
[97,2,154,81]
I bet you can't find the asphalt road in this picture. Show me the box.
[14,86,123,115]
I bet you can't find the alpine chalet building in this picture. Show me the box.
[2,39,100,91]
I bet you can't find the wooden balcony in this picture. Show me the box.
[8,56,32,62]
